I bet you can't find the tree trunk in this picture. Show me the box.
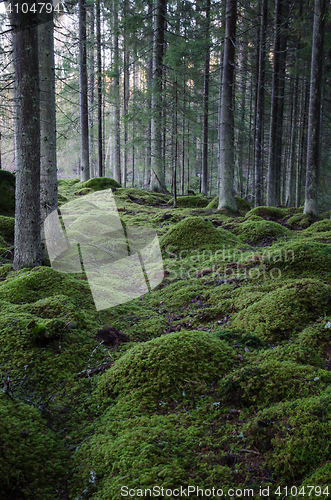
[123,0,129,188]
[79,0,90,182]
[12,0,43,269]
[39,11,57,223]
[96,0,103,177]
[304,0,326,216]
[217,0,237,211]
[201,0,210,196]
[150,0,167,192]
[113,1,121,184]
[254,0,267,207]
[88,5,95,178]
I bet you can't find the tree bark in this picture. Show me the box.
[113,1,121,184]
[96,0,103,178]
[11,0,43,269]
[217,0,237,211]
[201,0,210,196]
[79,0,90,182]
[304,0,326,216]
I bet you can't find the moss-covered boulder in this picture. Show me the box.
[302,219,331,233]
[57,178,80,186]
[73,187,93,196]
[96,330,236,411]
[0,394,67,500]
[230,279,331,342]
[159,216,239,256]
[170,195,209,208]
[299,463,331,497]
[0,170,15,213]
[0,215,14,243]
[233,218,291,245]
[287,213,312,229]
[80,177,121,191]
[221,358,331,409]
[245,206,285,219]
[206,196,250,212]
[246,388,331,483]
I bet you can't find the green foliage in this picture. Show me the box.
[287,213,313,229]
[80,177,121,191]
[170,195,210,208]
[302,219,331,233]
[245,206,286,219]
[232,218,291,244]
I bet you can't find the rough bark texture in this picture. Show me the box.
[39,14,58,223]
[113,3,121,184]
[150,0,167,192]
[304,0,326,216]
[217,0,237,211]
[96,0,103,178]
[12,0,43,269]
[88,5,95,177]
[285,72,299,207]
[254,0,267,207]
[79,0,90,182]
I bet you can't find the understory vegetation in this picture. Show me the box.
[1,179,331,499]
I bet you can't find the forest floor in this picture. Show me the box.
[1,178,331,499]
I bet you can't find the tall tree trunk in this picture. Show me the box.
[254,0,267,207]
[304,0,326,216]
[285,71,299,207]
[150,0,167,192]
[217,0,237,211]
[39,10,57,222]
[201,0,210,196]
[123,0,129,187]
[96,0,103,177]
[12,1,43,269]
[88,5,95,178]
[145,0,153,187]
[79,0,90,182]
[113,2,121,184]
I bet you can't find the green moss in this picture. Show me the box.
[0,394,67,500]
[0,170,15,212]
[96,330,236,411]
[115,188,172,206]
[170,195,210,208]
[206,196,250,212]
[303,219,331,233]
[230,279,331,342]
[300,463,331,496]
[160,216,237,257]
[0,216,15,242]
[80,177,121,191]
[287,213,312,229]
[57,178,80,186]
[245,206,285,219]
[221,358,331,409]
[246,388,331,483]
[73,187,93,196]
[233,219,291,245]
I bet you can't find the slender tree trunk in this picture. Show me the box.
[285,72,299,207]
[254,0,267,207]
[113,2,121,184]
[304,0,326,216]
[88,5,95,178]
[123,2,129,187]
[217,0,237,211]
[150,0,167,192]
[145,0,153,187]
[12,1,43,269]
[39,11,57,222]
[201,0,210,196]
[79,0,90,182]
[95,0,103,178]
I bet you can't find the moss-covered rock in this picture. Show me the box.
[299,463,331,497]
[73,187,93,196]
[96,330,236,411]
[233,218,291,245]
[287,213,312,229]
[159,216,239,257]
[0,170,15,213]
[245,206,285,219]
[80,177,121,191]
[230,279,331,342]
[0,394,67,500]
[302,219,331,233]
[57,178,80,186]
[0,216,15,242]
[170,195,210,208]
[206,196,250,212]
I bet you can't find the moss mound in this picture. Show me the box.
[80,177,121,191]
[245,206,285,219]
[73,187,93,196]
[0,216,15,242]
[206,196,250,212]
[57,178,80,186]
[300,463,331,497]
[0,170,15,213]
[0,266,93,307]
[233,218,291,244]
[159,216,238,256]
[115,188,171,206]
[96,330,236,410]
[170,195,209,208]
[287,213,312,229]
[246,388,331,483]
[0,394,67,500]
[221,358,331,409]
[230,279,331,342]
[303,219,331,233]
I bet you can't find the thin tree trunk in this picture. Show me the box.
[123,5,129,187]
[217,0,237,211]
[304,0,326,216]
[201,0,210,196]
[79,0,90,182]
[113,2,121,184]
[88,5,95,177]
[96,0,103,177]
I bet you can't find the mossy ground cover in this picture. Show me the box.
[2,181,331,498]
